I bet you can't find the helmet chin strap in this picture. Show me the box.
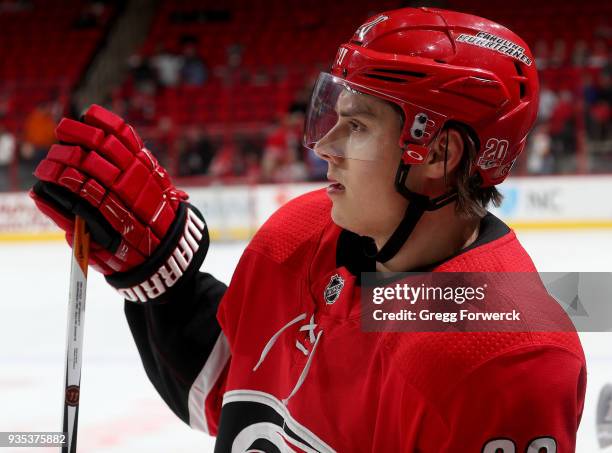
[370,133,458,263]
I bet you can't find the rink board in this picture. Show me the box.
[2,176,612,242]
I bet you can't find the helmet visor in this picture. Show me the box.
[303,72,444,161]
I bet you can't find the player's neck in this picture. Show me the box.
[375,203,481,272]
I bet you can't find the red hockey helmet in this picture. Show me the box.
[304,7,539,187]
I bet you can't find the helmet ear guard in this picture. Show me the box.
[398,111,441,164]
[409,113,431,140]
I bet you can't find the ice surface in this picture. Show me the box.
[0,230,610,452]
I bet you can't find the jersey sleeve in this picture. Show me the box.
[416,345,587,452]
[124,270,230,435]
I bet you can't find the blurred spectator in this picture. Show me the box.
[128,54,158,94]
[23,102,57,160]
[216,43,247,86]
[151,43,183,88]
[223,43,243,71]
[538,82,558,123]
[534,39,549,70]
[209,141,241,178]
[244,135,265,179]
[582,73,600,107]
[178,127,215,176]
[148,115,176,168]
[527,124,554,174]
[571,40,589,68]
[260,103,308,183]
[588,40,608,68]
[21,102,59,188]
[548,90,577,172]
[180,38,208,86]
[600,72,612,105]
[549,39,568,69]
[123,53,159,126]
[587,73,612,141]
[0,125,15,191]
[242,149,262,180]
[602,48,612,76]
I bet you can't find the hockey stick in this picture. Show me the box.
[61,216,90,453]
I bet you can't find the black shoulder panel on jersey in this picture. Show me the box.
[336,229,376,280]
[124,271,227,425]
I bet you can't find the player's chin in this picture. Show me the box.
[330,202,363,235]
[330,203,348,229]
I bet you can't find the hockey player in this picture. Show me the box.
[31,7,585,452]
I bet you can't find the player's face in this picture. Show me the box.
[314,91,410,241]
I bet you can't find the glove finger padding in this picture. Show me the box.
[30,104,195,282]
[31,181,120,251]
[30,183,116,274]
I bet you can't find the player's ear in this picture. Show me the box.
[423,127,464,180]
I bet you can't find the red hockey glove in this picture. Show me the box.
[30,104,209,303]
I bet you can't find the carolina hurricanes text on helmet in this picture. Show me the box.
[456,31,533,66]
[117,208,205,302]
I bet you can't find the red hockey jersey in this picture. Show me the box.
[126,189,586,452]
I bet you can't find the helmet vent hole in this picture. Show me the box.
[363,68,427,83]
[373,68,427,78]
[363,74,407,83]
[519,82,526,99]
[513,61,524,76]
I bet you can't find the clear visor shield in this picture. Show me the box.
[303,72,444,161]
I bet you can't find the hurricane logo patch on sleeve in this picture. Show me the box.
[457,31,532,66]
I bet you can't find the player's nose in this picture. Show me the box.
[313,139,344,164]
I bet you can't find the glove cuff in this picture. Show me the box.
[105,203,209,303]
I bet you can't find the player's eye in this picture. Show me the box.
[349,120,366,132]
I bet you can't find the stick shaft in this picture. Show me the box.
[61,217,90,453]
